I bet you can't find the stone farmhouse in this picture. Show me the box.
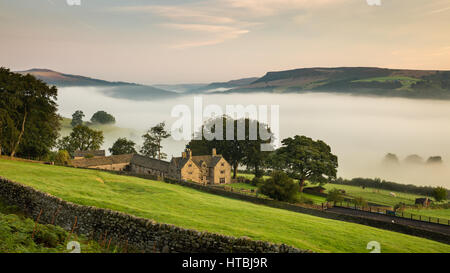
[71,148,232,185]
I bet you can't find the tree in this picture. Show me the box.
[90,111,116,125]
[433,187,447,202]
[71,110,85,127]
[0,68,61,159]
[427,156,443,165]
[57,125,104,155]
[326,188,344,205]
[273,135,338,192]
[187,116,273,179]
[258,171,299,203]
[383,153,399,165]
[352,197,368,207]
[141,122,170,160]
[54,150,71,166]
[109,138,137,155]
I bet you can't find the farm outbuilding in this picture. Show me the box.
[415,197,432,207]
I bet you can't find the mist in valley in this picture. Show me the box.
[57,87,450,188]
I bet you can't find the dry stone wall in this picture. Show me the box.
[0,176,307,253]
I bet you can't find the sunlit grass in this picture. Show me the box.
[0,159,448,253]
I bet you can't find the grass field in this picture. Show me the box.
[237,173,449,218]
[0,159,449,253]
[403,208,450,221]
[353,76,421,89]
[223,183,327,204]
[323,184,429,207]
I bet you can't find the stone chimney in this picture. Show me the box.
[212,148,217,156]
[187,149,192,158]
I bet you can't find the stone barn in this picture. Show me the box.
[129,154,171,180]
[415,197,432,207]
[71,154,133,171]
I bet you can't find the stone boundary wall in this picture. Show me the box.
[0,176,307,253]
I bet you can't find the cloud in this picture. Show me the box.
[108,0,350,48]
[225,0,349,16]
[428,6,450,14]
[163,24,249,49]
[113,5,236,25]
[111,3,253,49]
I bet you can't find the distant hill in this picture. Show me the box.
[153,83,208,93]
[222,67,450,99]
[16,67,450,100]
[17,69,178,100]
[189,77,260,93]
[16,68,137,87]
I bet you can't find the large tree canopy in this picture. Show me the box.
[71,110,85,127]
[274,135,338,192]
[90,111,116,125]
[57,125,104,155]
[140,122,171,160]
[109,137,137,155]
[0,68,61,159]
[187,116,273,178]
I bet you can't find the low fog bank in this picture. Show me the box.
[57,87,450,188]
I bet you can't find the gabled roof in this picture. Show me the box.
[130,154,170,172]
[74,150,106,158]
[71,154,133,168]
[172,155,224,170]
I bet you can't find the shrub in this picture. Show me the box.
[352,197,368,207]
[55,150,71,166]
[33,224,66,248]
[394,202,406,212]
[251,177,264,187]
[258,171,299,203]
[326,188,344,204]
[433,187,447,202]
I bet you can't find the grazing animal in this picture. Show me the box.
[390,192,397,197]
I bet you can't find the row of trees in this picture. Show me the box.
[56,122,172,160]
[332,177,450,199]
[384,153,443,165]
[187,116,338,194]
[0,68,171,161]
[71,110,116,127]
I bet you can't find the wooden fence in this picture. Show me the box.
[335,202,450,226]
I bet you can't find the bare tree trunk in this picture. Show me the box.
[158,143,161,161]
[299,178,306,193]
[10,110,27,158]
[233,162,238,179]
[254,164,260,178]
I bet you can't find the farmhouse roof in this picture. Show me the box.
[74,150,106,158]
[172,154,224,170]
[130,154,171,172]
[71,154,133,168]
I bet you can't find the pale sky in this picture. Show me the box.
[1,0,449,84]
